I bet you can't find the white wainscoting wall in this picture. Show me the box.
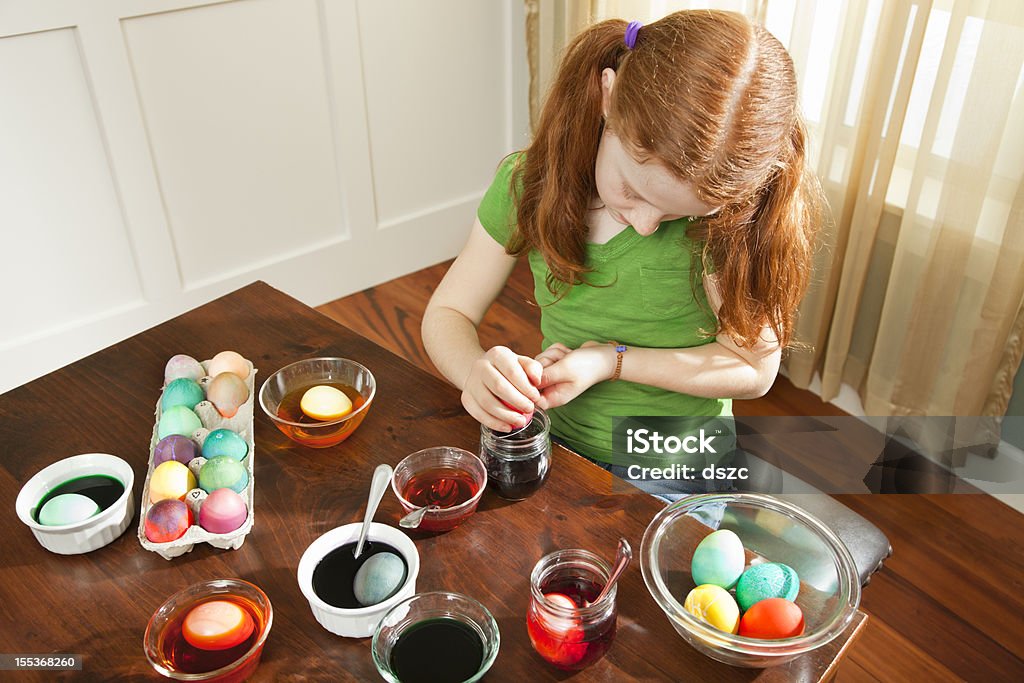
[0,0,529,393]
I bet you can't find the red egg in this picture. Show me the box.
[144,499,193,543]
[182,600,255,651]
[738,598,805,639]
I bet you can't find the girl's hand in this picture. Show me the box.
[461,346,543,432]
[536,341,616,410]
[534,342,572,368]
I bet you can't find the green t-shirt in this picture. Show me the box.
[478,154,731,463]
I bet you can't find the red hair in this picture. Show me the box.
[509,11,821,349]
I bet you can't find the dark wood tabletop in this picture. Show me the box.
[0,281,865,682]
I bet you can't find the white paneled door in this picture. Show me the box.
[0,0,529,392]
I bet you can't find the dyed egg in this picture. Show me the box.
[153,434,200,467]
[158,405,203,440]
[683,584,740,634]
[691,529,745,589]
[208,351,250,380]
[300,385,353,421]
[165,354,205,384]
[149,461,197,503]
[199,488,248,534]
[182,600,255,651]
[38,493,100,526]
[353,552,407,606]
[207,372,249,418]
[199,456,248,494]
[162,378,205,411]
[144,499,193,542]
[736,562,800,611]
[201,428,248,461]
[739,598,805,639]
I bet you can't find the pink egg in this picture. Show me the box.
[208,351,249,380]
[199,488,248,534]
[207,372,249,418]
[165,354,205,385]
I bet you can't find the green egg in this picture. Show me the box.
[162,378,205,411]
[691,529,745,589]
[353,552,407,606]
[202,429,249,461]
[199,456,248,494]
[736,562,800,611]
[158,405,203,440]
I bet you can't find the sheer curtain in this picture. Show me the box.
[526,0,1024,425]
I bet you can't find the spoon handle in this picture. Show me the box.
[354,463,393,558]
[594,537,632,604]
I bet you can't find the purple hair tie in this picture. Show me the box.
[624,20,643,49]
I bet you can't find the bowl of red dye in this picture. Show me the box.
[144,578,272,683]
[391,447,487,532]
[259,357,375,448]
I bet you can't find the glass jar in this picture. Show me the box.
[526,549,617,671]
[479,408,551,500]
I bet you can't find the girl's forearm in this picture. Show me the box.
[613,342,780,400]
[422,305,487,391]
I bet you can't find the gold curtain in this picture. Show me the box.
[526,0,1024,421]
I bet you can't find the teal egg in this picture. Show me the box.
[199,456,248,493]
[38,493,100,526]
[691,529,745,589]
[202,429,249,461]
[353,552,407,606]
[736,562,800,611]
[161,378,205,411]
[158,405,203,440]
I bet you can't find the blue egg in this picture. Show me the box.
[161,378,205,411]
[691,529,746,589]
[353,552,407,606]
[202,429,249,461]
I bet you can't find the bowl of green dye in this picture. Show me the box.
[16,453,135,554]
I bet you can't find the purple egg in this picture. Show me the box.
[198,488,248,534]
[153,434,200,467]
[145,499,193,543]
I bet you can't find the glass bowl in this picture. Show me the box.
[144,578,273,682]
[259,357,375,448]
[391,447,487,532]
[371,591,500,683]
[641,493,860,668]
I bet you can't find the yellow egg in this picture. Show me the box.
[683,584,740,634]
[208,351,250,380]
[150,461,197,503]
[300,385,353,421]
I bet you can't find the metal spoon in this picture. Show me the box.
[353,463,393,559]
[588,538,633,606]
[398,504,441,529]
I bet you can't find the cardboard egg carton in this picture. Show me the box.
[137,357,257,560]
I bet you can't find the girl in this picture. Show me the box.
[422,11,819,495]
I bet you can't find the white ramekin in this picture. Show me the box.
[16,453,136,555]
[297,522,420,638]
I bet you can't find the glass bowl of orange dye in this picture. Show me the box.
[259,357,376,448]
[144,578,273,682]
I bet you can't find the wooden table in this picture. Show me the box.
[0,282,865,681]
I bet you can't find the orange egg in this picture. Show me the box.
[738,598,805,639]
[182,600,255,651]
[208,351,250,380]
[300,385,353,421]
[207,372,249,418]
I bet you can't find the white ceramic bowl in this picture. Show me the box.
[297,522,420,638]
[16,453,136,555]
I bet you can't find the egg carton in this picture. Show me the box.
[137,358,257,561]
